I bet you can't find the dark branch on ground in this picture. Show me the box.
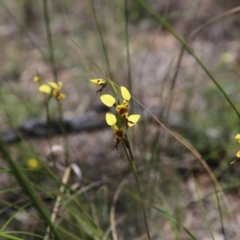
[1,105,108,144]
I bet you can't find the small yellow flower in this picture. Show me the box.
[90,79,109,93]
[27,158,39,169]
[33,75,41,83]
[38,81,66,100]
[106,112,125,150]
[235,134,240,143]
[234,134,240,160]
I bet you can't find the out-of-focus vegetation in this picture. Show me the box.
[1,0,240,239]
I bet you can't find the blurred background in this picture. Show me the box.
[1,0,240,239]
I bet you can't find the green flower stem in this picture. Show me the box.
[193,178,215,240]
[42,0,58,81]
[109,81,119,99]
[108,83,120,125]
[124,0,132,101]
[43,98,67,185]
[122,136,151,240]
[58,101,70,166]
[91,0,113,79]
[137,0,240,120]
[0,138,63,240]
[45,97,53,149]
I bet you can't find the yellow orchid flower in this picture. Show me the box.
[90,78,109,93]
[100,86,130,117]
[101,86,140,127]
[106,112,125,151]
[105,112,140,151]
[38,81,66,100]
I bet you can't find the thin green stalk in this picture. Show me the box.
[0,203,30,231]
[4,231,45,239]
[42,0,58,81]
[0,232,23,240]
[137,0,240,120]
[122,187,197,239]
[214,184,226,240]
[45,98,53,149]
[193,177,215,240]
[0,138,63,240]
[58,101,70,166]
[124,0,132,97]
[122,136,151,240]
[91,0,113,79]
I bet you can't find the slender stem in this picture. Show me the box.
[58,101,70,166]
[122,137,151,240]
[45,98,53,149]
[124,0,132,98]
[91,0,113,79]
[193,177,215,240]
[43,0,58,81]
[214,185,226,240]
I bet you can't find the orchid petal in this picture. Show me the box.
[121,86,131,101]
[106,112,117,126]
[100,94,116,107]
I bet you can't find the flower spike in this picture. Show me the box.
[93,84,141,152]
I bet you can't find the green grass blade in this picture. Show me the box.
[0,138,63,240]
[0,203,30,231]
[124,0,132,94]
[123,187,198,240]
[0,232,24,240]
[193,177,215,240]
[4,231,44,239]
